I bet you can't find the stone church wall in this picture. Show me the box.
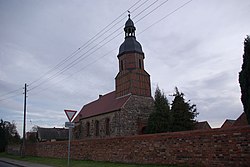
[119,95,154,135]
[74,111,117,139]
[26,126,250,167]
[74,95,154,139]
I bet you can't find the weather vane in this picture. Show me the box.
[127,10,131,18]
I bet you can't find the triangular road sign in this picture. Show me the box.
[64,110,77,122]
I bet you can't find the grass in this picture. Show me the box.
[0,152,182,167]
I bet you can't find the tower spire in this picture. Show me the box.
[118,14,143,57]
[124,13,136,38]
[115,17,151,98]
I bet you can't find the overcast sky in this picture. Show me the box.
[0,0,249,136]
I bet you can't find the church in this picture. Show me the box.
[73,15,154,139]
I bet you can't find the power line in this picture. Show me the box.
[1,0,196,139]
[133,0,159,19]
[130,0,152,14]
[31,0,195,95]
[28,0,166,92]
[30,47,117,96]
[28,15,124,87]
[135,0,170,24]
[28,0,144,87]
[138,0,194,35]
[56,0,165,75]
[0,87,22,98]
[0,92,23,102]
[28,1,153,91]
[0,85,28,102]
[1,0,175,100]
[29,0,195,96]
[29,30,123,92]
[1,2,154,100]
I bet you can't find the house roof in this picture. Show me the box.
[220,112,248,129]
[233,112,248,126]
[37,127,68,141]
[74,91,131,122]
[194,121,211,130]
[221,119,235,128]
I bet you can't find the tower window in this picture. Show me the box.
[139,59,142,69]
[120,60,124,71]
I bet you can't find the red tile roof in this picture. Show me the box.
[73,91,131,122]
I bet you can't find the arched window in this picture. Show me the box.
[105,118,110,136]
[95,120,99,136]
[86,122,90,136]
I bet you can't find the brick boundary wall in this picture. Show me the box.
[26,126,250,167]
[6,145,20,156]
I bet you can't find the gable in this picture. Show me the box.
[195,121,212,130]
[75,91,131,121]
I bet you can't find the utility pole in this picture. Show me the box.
[21,83,27,157]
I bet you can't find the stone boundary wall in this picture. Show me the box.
[26,126,250,167]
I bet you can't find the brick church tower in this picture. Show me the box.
[73,15,154,139]
[115,15,151,98]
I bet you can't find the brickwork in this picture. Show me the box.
[115,70,151,97]
[118,53,145,70]
[115,52,151,98]
[26,126,250,167]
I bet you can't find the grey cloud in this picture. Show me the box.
[0,0,249,135]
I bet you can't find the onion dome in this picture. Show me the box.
[118,14,144,57]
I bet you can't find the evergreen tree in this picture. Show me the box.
[146,86,171,133]
[239,35,250,124]
[154,86,170,112]
[171,87,198,132]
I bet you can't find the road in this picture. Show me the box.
[0,161,18,167]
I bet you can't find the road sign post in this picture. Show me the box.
[65,122,75,128]
[67,127,72,167]
[64,110,77,167]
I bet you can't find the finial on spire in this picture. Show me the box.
[128,10,130,18]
